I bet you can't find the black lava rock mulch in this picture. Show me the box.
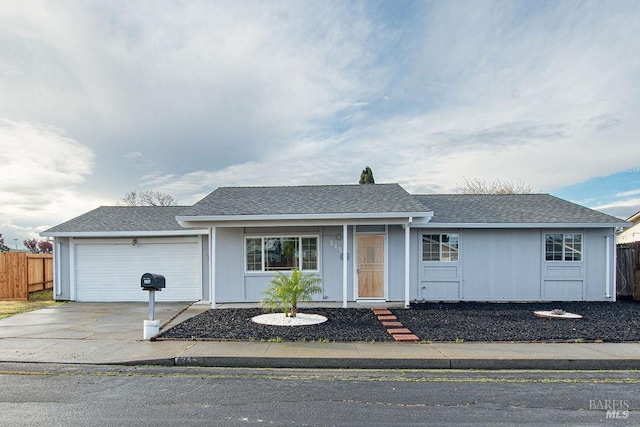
[159,308,393,342]
[395,300,640,343]
[159,300,640,343]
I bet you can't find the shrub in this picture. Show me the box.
[261,269,322,317]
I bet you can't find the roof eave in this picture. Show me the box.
[413,222,630,229]
[178,211,434,228]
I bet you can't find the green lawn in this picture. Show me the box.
[0,290,65,320]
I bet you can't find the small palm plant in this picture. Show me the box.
[261,269,322,317]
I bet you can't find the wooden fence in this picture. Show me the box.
[0,253,53,301]
[617,242,640,299]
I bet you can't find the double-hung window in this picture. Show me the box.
[545,233,582,261]
[246,236,319,272]
[422,234,459,262]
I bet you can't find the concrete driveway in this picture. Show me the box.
[0,302,209,364]
[0,302,195,341]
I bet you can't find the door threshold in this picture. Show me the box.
[356,299,386,304]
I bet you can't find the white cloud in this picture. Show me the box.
[124,151,142,160]
[0,119,94,192]
[0,119,103,226]
[0,1,386,173]
[593,198,640,211]
[0,223,46,251]
[591,197,640,219]
[616,188,640,198]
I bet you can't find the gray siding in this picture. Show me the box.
[215,226,355,303]
[387,225,406,301]
[54,225,618,304]
[415,227,616,302]
[214,227,244,302]
[417,229,462,301]
[321,226,352,301]
[584,228,616,301]
[541,228,612,301]
[584,228,615,301]
[201,235,210,301]
[463,229,541,301]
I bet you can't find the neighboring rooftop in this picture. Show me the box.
[42,206,201,235]
[627,210,640,223]
[179,184,431,218]
[414,194,627,225]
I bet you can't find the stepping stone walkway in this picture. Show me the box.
[371,307,420,342]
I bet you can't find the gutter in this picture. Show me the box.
[413,222,632,229]
[41,230,208,238]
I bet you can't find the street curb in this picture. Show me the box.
[117,358,176,367]
[449,359,640,370]
[114,357,640,370]
[173,357,452,369]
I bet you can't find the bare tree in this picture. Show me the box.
[120,190,176,206]
[139,190,176,206]
[456,178,533,194]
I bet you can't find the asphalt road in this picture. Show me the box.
[0,364,637,426]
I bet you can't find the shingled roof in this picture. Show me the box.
[178,184,431,218]
[42,187,627,236]
[414,194,626,225]
[42,206,204,236]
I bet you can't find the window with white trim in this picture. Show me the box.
[422,234,459,262]
[545,233,582,261]
[246,236,319,272]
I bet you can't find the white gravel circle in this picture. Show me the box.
[251,313,328,326]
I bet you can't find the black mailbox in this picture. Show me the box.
[141,273,165,291]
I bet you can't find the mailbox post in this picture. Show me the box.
[141,273,165,340]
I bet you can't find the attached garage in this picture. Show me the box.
[42,206,207,302]
[74,237,201,302]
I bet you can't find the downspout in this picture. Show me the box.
[69,237,76,301]
[54,239,61,297]
[605,234,612,300]
[342,224,348,308]
[404,217,412,308]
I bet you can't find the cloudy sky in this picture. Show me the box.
[1,0,639,248]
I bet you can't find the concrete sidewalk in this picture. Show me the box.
[0,302,638,370]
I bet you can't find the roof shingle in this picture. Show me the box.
[414,194,624,224]
[179,184,430,217]
[43,206,194,234]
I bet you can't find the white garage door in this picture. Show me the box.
[74,238,201,302]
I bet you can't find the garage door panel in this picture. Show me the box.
[75,241,201,302]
